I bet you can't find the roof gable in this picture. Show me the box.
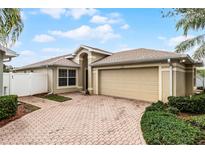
[72,45,112,57]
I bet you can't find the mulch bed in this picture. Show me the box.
[0,102,40,128]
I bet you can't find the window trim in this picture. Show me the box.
[57,67,78,89]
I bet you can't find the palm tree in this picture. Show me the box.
[0,8,23,47]
[163,9,205,60]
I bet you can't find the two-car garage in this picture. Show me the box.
[97,67,159,102]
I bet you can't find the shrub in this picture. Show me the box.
[141,111,204,145]
[168,94,205,114]
[0,95,18,120]
[145,101,165,112]
[187,115,205,129]
[166,106,180,114]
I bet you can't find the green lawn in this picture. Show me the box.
[38,94,72,102]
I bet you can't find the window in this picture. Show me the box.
[58,69,76,87]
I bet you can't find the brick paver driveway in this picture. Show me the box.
[0,93,149,145]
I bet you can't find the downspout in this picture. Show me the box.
[168,58,173,96]
[46,65,53,94]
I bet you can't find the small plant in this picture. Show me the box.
[0,95,18,120]
[187,115,205,129]
[145,101,165,112]
[166,106,180,115]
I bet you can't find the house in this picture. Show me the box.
[0,44,18,96]
[15,45,198,102]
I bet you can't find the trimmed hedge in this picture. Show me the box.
[0,95,18,120]
[168,94,205,114]
[141,111,204,145]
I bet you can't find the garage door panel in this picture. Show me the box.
[99,67,159,102]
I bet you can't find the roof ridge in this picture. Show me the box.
[113,48,184,55]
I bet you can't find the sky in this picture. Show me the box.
[6,8,202,67]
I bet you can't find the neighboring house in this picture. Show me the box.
[15,45,199,102]
[196,67,205,88]
[0,44,18,96]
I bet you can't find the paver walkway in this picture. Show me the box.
[0,93,149,145]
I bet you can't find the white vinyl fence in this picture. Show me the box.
[3,73,48,96]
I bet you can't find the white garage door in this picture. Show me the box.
[99,67,159,102]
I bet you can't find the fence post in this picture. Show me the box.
[29,73,32,95]
[9,72,13,95]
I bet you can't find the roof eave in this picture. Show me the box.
[15,64,80,71]
[91,56,193,67]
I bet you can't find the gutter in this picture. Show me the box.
[3,57,12,62]
[91,56,189,67]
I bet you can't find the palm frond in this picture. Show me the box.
[193,43,205,60]
[0,8,23,47]
[175,34,205,53]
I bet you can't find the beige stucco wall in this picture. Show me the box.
[52,67,80,94]
[175,71,186,96]
[73,48,108,93]
[161,70,170,102]
[185,67,194,95]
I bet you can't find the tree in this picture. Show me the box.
[163,9,205,60]
[197,69,205,90]
[0,8,23,47]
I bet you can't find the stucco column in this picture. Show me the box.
[88,55,93,94]
[0,52,3,96]
[186,66,194,96]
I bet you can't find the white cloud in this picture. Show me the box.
[120,24,130,30]
[8,41,22,48]
[19,50,35,57]
[13,41,22,48]
[90,15,108,24]
[20,11,26,20]
[33,34,55,43]
[39,8,97,20]
[42,48,70,53]
[90,14,121,24]
[168,35,194,47]
[66,8,97,20]
[49,24,120,43]
[40,8,66,19]
[117,44,132,51]
[157,35,194,47]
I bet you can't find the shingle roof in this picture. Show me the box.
[91,48,190,66]
[15,54,80,70]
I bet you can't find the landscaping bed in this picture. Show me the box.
[141,94,205,145]
[36,93,72,102]
[0,102,40,127]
